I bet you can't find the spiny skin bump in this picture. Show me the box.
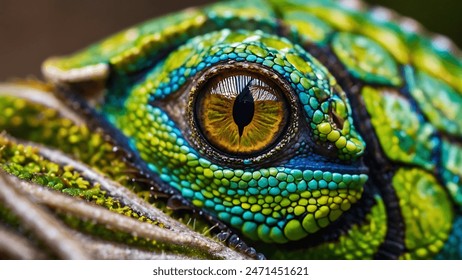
[1,0,461,259]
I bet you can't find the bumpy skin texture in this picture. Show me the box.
[1,0,462,259]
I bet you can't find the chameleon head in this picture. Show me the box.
[43,21,367,244]
[112,29,368,243]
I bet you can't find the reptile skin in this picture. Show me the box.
[0,0,461,260]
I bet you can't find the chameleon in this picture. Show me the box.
[0,0,461,260]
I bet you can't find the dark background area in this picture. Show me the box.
[0,0,460,81]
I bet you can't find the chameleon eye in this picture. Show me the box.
[194,69,289,157]
[188,63,297,163]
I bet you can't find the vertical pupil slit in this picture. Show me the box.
[194,68,290,157]
[232,79,255,138]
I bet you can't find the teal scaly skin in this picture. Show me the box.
[0,0,461,259]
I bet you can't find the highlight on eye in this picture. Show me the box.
[194,70,289,156]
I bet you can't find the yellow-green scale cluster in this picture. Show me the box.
[43,0,278,76]
[441,140,462,207]
[269,195,388,259]
[436,216,462,259]
[0,135,155,224]
[361,86,437,170]
[392,168,453,259]
[0,88,165,225]
[361,83,462,234]
[406,68,462,138]
[331,32,402,87]
[0,90,221,254]
[280,9,333,45]
[112,29,368,243]
[1,0,459,260]
[119,102,366,243]
[273,0,462,94]
[0,82,241,257]
[135,29,365,160]
[0,94,135,188]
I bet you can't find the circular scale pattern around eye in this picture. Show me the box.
[195,71,288,156]
[43,0,462,260]
[149,29,365,160]
[114,29,367,245]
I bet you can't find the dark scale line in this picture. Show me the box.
[256,180,378,257]
[298,36,406,259]
[399,61,462,145]
[396,66,445,175]
[54,85,177,195]
[396,66,460,211]
[397,66,462,204]
[436,128,462,144]
[105,44,179,111]
[55,84,265,260]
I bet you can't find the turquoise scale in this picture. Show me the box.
[36,0,462,259]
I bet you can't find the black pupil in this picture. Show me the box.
[232,79,255,137]
[193,68,291,158]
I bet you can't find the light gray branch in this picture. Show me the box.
[0,170,91,259]
[0,136,248,260]
[0,225,46,259]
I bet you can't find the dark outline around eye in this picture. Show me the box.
[187,62,300,167]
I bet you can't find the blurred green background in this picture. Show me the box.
[0,0,460,80]
[369,0,461,44]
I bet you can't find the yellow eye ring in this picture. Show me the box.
[188,62,298,164]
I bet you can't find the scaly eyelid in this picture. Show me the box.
[40,1,280,85]
[130,29,364,162]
